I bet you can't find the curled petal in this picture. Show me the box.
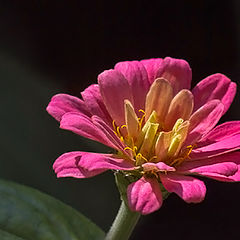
[60,112,121,150]
[81,84,112,125]
[145,78,173,123]
[124,100,139,139]
[127,177,163,215]
[191,133,240,159]
[155,131,172,160]
[160,174,206,203]
[186,100,224,145]
[98,69,133,126]
[192,73,237,114]
[156,57,192,94]
[46,94,90,121]
[179,152,240,182]
[198,121,240,147]
[165,89,194,130]
[178,161,238,178]
[115,61,150,113]
[53,151,134,178]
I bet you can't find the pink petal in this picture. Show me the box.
[160,173,206,203]
[46,94,90,121]
[98,69,133,126]
[92,115,127,153]
[179,152,240,182]
[191,133,240,159]
[192,73,237,114]
[53,152,106,178]
[179,161,238,177]
[196,172,235,182]
[81,84,112,125]
[142,162,175,172]
[127,177,163,215]
[140,58,163,84]
[198,121,240,147]
[115,61,150,114]
[53,152,134,178]
[156,57,192,94]
[60,112,120,149]
[185,100,225,145]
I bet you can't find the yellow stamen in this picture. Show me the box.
[124,147,133,151]
[139,109,145,114]
[152,171,159,179]
[149,156,157,162]
[138,109,146,130]
[112,120,117,132]
[116,126,121,137]
[183,144,196,158]
[170,144,197,166]
[136,153,148,166]
[123,145,138,157]
[133,146,138,157]
[170,157,185,166]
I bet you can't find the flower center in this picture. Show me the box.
[112,100,193,169]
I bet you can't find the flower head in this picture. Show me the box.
[47,57,240,215]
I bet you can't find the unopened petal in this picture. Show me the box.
[145,78,173,123]
[139,122,159,158]
[165,90,194,130]
[155,131,172,161]
[127,177,163,214]
[136,111,157,148]
[124,99,139,139]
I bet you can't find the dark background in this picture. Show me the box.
[0,1,239,239]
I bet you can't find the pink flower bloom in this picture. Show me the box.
[47,57,240,215]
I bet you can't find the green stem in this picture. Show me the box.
[105,201,141,240]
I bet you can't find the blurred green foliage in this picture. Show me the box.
[0,55,120,231]
[0,179,105,240]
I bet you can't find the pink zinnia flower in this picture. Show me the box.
[47,57,240,215]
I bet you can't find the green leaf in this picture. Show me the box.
[0,179,105,240]
[0,229,25,240]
